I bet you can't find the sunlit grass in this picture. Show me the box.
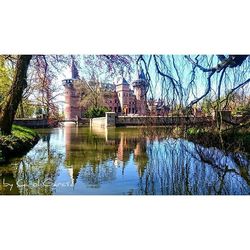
[0,125,39,162]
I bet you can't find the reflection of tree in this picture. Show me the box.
[2,126,249,195]
[137,139,250,195]
[133,139,148,177]
[233,154,250,186]
[14,133,62,195]
[191,144,250,194]
[64,125,150,188]
[77,133,149,188]
[79,162,116,188]
[64,124,119,183]
[0,130,63,195]
[0,132,62,195]
[61,125,250,194]
[0,166,20,195]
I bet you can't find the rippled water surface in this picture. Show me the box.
[0,124,249,195]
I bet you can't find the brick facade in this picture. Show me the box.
[63,66,166,119]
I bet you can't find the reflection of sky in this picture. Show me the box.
[1,127,249,195]
[145,139,249,195]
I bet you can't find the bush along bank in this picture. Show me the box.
[185,126,250,156]
[0,125,40,164]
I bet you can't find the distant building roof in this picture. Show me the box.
[147,98,168,110]
[132,66,147,87]
[116,76,129,86]
[100,82,116,91]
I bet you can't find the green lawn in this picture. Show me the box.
[0,125,40,163]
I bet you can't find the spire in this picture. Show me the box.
[121,77,128,85]
[137,65,146,80]
[116,76,128,85]
[132,65,147,87]
[71,58,80,79]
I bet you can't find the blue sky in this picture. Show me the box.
[53,55,250,111]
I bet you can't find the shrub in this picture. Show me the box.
[85,106,110,118]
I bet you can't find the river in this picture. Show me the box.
[0,124,249,195]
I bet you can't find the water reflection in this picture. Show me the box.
[138,139,250,195]
[0,124,249,195]
[0,132,64,195]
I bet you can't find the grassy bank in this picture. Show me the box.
[0,125,40,163]
[186,126,250,155]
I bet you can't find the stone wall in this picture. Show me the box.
[13,119,49,128]
[105,112,116,127]
[90,112,116,128]
[89,117,107,128]
[116,115,212,126]
[90,113,213,128]
[78,118,90,125]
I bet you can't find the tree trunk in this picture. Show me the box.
[19,99,25,118]
[0,55,32,135]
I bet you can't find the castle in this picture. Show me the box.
[63,61,168,119]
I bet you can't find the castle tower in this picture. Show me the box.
[63,59,81,120]
[132,66,148,115]
[115,76,130,115]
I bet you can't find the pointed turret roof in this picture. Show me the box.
[62,58,80,87]
[116,76,129,85]
[137,66,146,81]
[71,58,80,79]
[132,66,147,87]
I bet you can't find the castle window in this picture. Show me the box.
[118,107,121,113]
[115,107,117,112]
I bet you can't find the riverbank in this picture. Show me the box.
[186,126,250,155]
[139,125,250,156]
[0,125,40,164]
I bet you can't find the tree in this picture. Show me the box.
[85,106,110,118]
[0,55,134,135]
[0,56,14,109]
[75,78,110,113]
[0,55,32,135]
[136,55,250,129]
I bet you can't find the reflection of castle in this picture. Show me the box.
[63,60,168,120]
[63,125,149,184]
[116,133,148,177]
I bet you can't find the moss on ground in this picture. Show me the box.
[0,125,40,163]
